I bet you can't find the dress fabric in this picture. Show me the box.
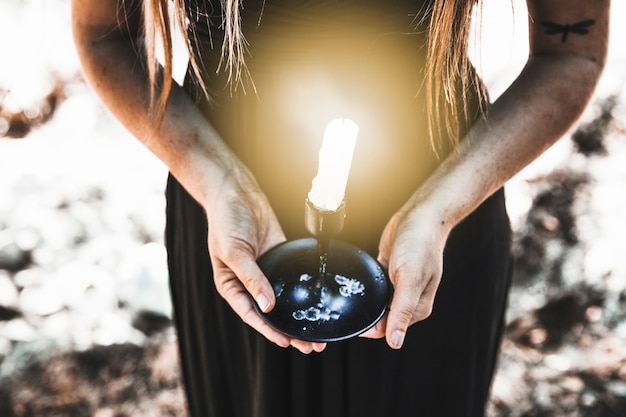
[165,1,513,416]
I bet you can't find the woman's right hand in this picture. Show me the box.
[203,163,327,354]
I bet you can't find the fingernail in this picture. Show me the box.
[256,294,270,312]
[391,330,405,349]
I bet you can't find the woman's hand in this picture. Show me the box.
[204,165,327,354]
[360,196,451,349]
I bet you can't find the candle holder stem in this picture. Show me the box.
[305,198,345,283]
[317,238,329,283]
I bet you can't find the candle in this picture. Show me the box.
[308,118,358,211]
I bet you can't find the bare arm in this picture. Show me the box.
[71,0,325,353]
[417,0,609,230]
[372,0,610,349]
[70,0,230,203]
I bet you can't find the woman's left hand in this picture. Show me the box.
[360,197,451,349]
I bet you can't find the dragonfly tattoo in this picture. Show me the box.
[542,20,596,42]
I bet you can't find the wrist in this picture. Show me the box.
[404,183,461,238]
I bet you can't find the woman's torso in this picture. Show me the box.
[184,0,455,253]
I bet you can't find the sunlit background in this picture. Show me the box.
[1,0,625,415]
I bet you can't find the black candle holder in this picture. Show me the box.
[255,198,391,342]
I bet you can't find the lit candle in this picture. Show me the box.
[308,118,358,211]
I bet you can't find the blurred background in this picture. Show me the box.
[0,0,625,416]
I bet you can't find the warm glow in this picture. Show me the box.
[308,118,358,211]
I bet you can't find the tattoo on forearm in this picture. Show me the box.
[542,20,596,42]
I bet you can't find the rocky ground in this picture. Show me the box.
[485,96,626,417]
[1,0,626,416]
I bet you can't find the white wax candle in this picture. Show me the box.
[308,118,358,211]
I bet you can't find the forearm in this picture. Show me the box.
[71,8,241,206]
[411,53,605,231]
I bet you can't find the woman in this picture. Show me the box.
[71,0,609,416]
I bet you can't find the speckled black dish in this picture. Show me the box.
[255,238,390,342]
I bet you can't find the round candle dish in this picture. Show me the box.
[255,238,390,342]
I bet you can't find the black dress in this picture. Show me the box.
[166,1,513,416]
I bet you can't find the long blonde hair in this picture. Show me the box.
[424,0,487,154]
[142,0,486,153]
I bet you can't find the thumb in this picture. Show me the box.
[385,276,421,349]
[231,255,276,313]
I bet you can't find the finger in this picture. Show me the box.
[289,339,327,354]
[376,254,389,270]
[412,275,439,321]
[377,236,392,270]
[225,254,276,313]
[385,286,419,349]
[377,211,404,269]
[386,270,441,349]
[385,273,425,349]
[359,314,387,339]
[290,339,314,354]
[223,283,292,348]
[312,342,327,352]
